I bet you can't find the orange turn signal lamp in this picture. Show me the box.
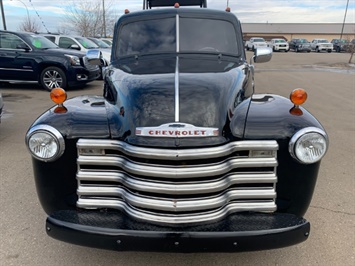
[290,88,307,106]
[50,88,67,105]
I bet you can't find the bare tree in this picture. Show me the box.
[18,16,41,32]
[62,0,119,37]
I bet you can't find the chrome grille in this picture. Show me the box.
[76,139,278,225]
[82,56,99,71]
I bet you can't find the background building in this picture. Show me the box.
[241,23,355,41]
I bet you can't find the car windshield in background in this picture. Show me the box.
[75,37,99,49]
[28,35,59,49]
[318,40,328,43]
[89,38,111,48]
[117,17,238,57]
[298,39,309,43]
[253,38,265,42]
[275,39,286,43]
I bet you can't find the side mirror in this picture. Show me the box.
[70,44,81,50]
[253,47,272,63]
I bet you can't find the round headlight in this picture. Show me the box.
[289,127,328,164]
[26,125,65,162]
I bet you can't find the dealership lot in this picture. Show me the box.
[0,52,354,265]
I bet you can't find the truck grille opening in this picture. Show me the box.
[76,139,278,225]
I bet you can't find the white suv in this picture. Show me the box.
[268,38,289,52]
[246,37,268,51]
[310,39,333,53]
[42,34,111,65]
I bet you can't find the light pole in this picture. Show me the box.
[11,0,30,22]
[0,0,6,30]
[340,0,349,40]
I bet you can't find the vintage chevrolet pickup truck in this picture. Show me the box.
[25,0,328,252]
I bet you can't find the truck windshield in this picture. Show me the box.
[117,17,238,57]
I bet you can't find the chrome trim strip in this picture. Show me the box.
[77,156,277,178]
[0,68,33,72]
[176,14,180,53]
[175,14,180,121]
[77,171,277,195]
[175,56,179,122]
[77,139,278,160]
[76,199,277,225]
[77,186,276,212]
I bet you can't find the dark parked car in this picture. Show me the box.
[26,0,328,252]
[331,38,351,52]
[289,38,311,52]
[0,30,100,91]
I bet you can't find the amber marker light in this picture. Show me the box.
[290,88,307,106]
[50,88,67,105]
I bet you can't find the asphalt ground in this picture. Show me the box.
[0,51,354,266]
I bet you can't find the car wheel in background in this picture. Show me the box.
[316,47,320,53]
[40,67,67,91]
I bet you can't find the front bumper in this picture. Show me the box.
[274,46,289,51]
[46,210,310,252]
[67,67,100,87]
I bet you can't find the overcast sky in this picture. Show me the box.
[1,0,355,33]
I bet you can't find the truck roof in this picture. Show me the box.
[144,0,207,9]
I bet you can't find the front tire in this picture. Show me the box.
[40,67,67,91]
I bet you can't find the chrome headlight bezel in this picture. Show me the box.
[289,127,328,164]
[25,125,65,162]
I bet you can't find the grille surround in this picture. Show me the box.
[76,139,278,225]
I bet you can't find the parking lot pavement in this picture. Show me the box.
[0,52,354,266]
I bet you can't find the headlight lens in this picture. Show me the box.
[289,127,328,164]
[26,125,65,162]
[65,54,81,66]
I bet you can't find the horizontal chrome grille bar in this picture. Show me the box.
[77,186,276,212]
[77,171,277,195]
[77,139,278,160]
[78,156,277,178]
[76,199,277,224]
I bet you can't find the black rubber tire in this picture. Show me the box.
[40,66,67,91]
